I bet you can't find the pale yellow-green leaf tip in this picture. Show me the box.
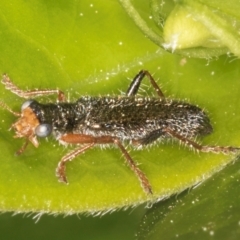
[162,5,224,51]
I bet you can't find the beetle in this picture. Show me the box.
[0,70,239,194]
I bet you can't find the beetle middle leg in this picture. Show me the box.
[126,70,165,98]
[57,134,152,194]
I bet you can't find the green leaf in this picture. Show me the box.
[164,0,240,57]
[137,156,240,239]
[119,0,240,58]
[0,0,239,215]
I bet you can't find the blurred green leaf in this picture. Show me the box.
[120,0,240,57]
[0,0,239,216]
[137,156,240,240]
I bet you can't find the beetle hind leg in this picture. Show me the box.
[136,129,165,145]
[165,128,240,154]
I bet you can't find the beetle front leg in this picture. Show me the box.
[56,143,95,183]
[58,133,153,194]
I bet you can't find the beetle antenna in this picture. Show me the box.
[0,101,21,116]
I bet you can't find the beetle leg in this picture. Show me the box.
[126,70,165,98]
[165,128,240,154]
[135,129,165,145]
[113,138,152,194]
[15,139,29,156]
[58,134,152,194]
[56,143,95,183]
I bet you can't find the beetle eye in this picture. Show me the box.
[35,123,52,137]
[21,100,35,111]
